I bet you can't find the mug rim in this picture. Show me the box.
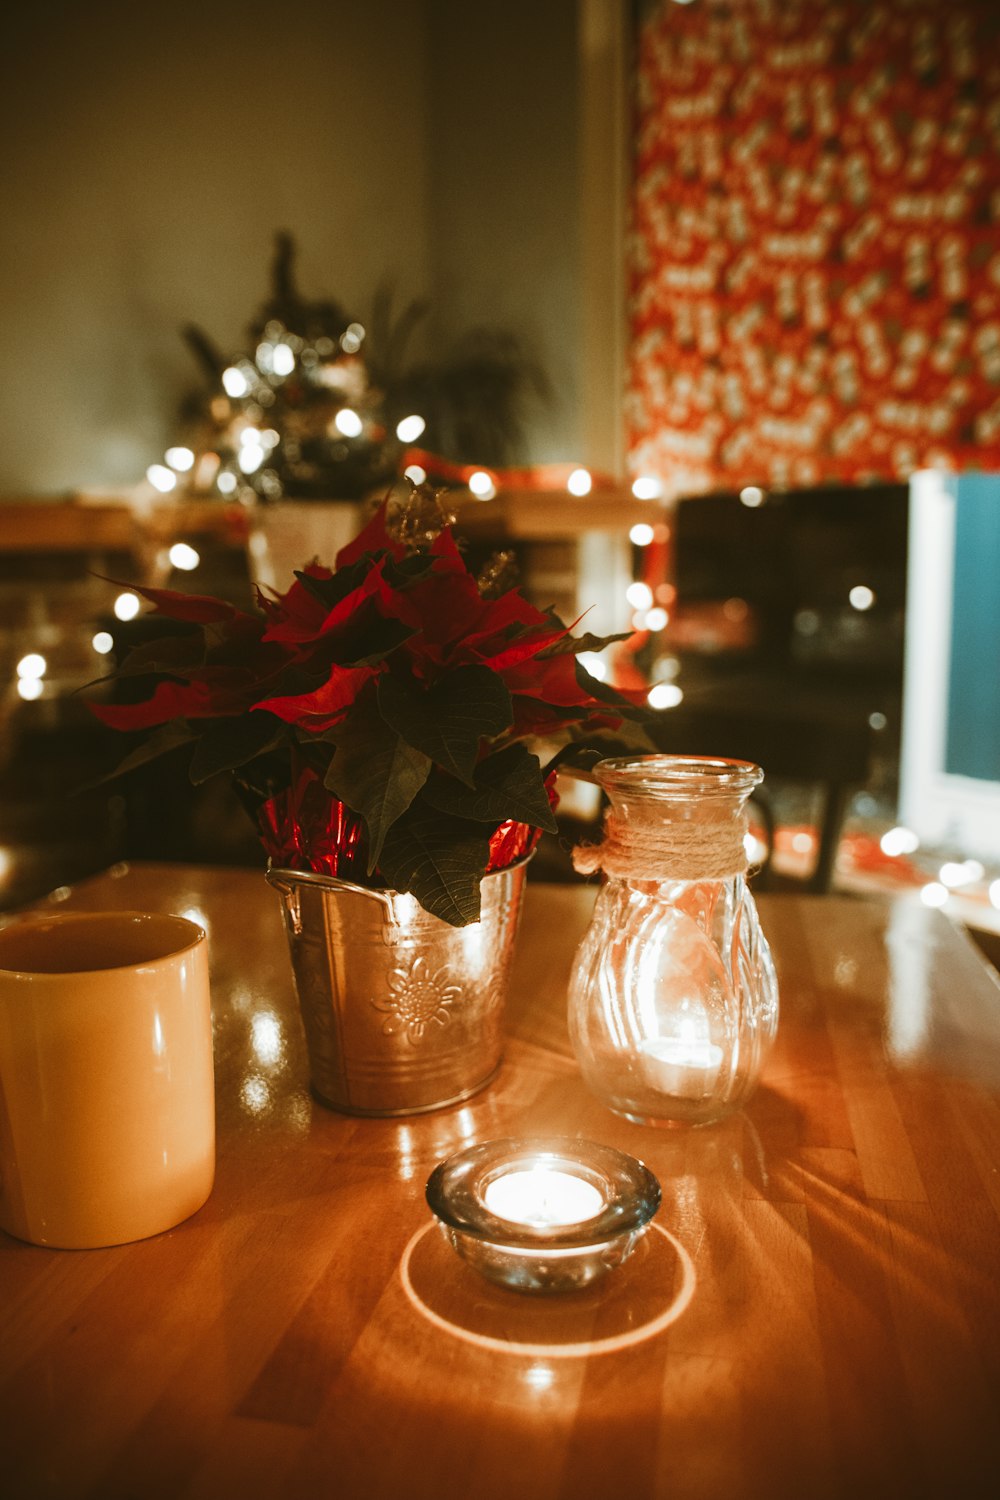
[0,910,206,979]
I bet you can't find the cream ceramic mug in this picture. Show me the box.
[0,911,215,1249]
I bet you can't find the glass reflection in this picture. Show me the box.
[396,1124,415,1181]
[885,897,931,1059]
[241,1074,271,1116]
[523,1361,555,1391]
[251,1011,284,1067]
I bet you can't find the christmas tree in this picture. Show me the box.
[150,232,550,504]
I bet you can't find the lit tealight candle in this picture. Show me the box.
[426,1137,662,1294]
[639,1034,724,1100]
[484,1167,605,1228]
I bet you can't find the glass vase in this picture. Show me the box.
[568,756,778,1127]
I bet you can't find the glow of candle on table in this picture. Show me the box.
[639,1017,723,1099]
[483,1166,605,1227]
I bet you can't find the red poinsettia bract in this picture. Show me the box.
[90,499,639,923]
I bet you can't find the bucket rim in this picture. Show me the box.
[265,850,534,903]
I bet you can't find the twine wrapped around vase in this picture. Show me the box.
[572,804,749,883]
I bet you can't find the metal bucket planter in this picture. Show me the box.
[266,858,530,1116]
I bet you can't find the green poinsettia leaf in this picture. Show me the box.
[188,712,286,785]
[292,550,436,612]
[377,666,513,787]
[81,719,198,790]
[113,631,204,678]
[346,615,415,666]
[292,556,375,609]
[422,745,557,832]
[384,553,439,587]
[322,697,432,872]
[378,801,492,927]
[539,629,632,658]
[575,660,657,719]
[542,741,606,777]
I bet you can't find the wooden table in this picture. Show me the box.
[2,865,1000,1500]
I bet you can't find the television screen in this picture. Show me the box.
[900,470,1000,860]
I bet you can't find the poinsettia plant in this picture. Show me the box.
[90,488,642,924]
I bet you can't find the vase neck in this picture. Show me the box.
[574,756,762,883]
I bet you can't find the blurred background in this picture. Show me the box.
[2,0,999,963]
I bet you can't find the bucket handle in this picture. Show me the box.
[265,865,400,933]
[265,868,303,935]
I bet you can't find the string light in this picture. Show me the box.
[193,452,221,488]
[630,523,655,546]
[92,631,114,654]
[16,653,46,679]
[271,343,295,377]
[16,677,43,701]
[222,367,250,398]
[920,882,949,908]
[146,464,177,493]
[740,486,765,507]
[340,322,365,353]
[880,826,919,857]
[648,683,684,709]
[849,585,875,610]
[645,607,669,631]
[114,592,141,622]
[238,444,266,474]
[468,471,497,500]
[217,472,238,495]
[567,468,592,496]
[165,446,195,471]
[632,477,662,500]
[404,464,428,485]
[334,408,363,438]
[168,543,200,571]
[396,415,426,443]
[626,581,654,610]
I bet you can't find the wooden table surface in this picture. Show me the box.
[2,864,1000,1500]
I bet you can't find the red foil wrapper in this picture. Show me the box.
[255,765,557,885]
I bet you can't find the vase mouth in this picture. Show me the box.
[593,755,763,799]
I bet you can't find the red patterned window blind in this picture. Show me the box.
[627,0,1000,496]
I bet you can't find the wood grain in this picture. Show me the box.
[1,865,999,1499]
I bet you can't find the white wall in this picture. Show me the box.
[1,0,433,494]
[0,1,591,496]
[425,0,583,464]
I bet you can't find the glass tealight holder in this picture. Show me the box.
[568,756,779,1128]
[425,1137,661,1295]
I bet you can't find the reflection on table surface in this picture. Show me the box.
[2,863,999,1500]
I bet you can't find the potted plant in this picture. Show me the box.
[90,486,642,1115]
